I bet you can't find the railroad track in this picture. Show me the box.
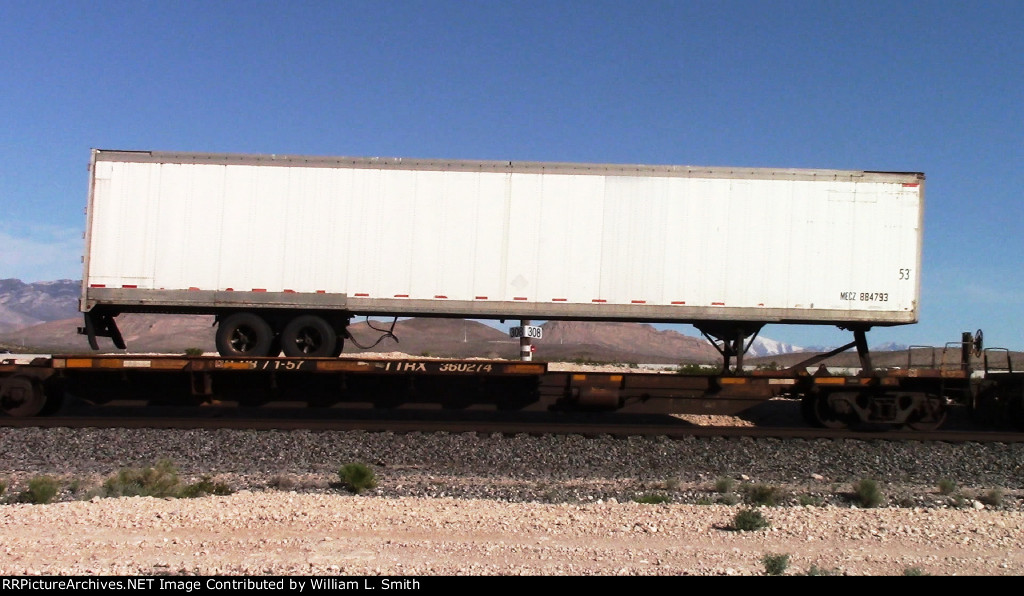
[4,404,1023,443]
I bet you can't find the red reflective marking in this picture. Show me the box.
[670,301,686,305]
[121,284,137,289]
[592,299,607,303]
[316,290,325,294]
[434,295,448,299]
[711,301,725,305]
[355,293,369,297]
[474,296,488,300]
[189,287,201,291]
[394,294,409,298]
[513,297,528,301]
[902,183,920,187]
[552,298,567,302]
[90,284,106,288]
[225,288,234,291]
[252,288,266,292]
[283,289,295,293]
[631,300,646,304]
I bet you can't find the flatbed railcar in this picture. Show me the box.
[3,332,1022,430]
[12,149,1020,429]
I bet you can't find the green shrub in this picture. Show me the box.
[937,478,957,495]
[979,488,1004,507]
[20,476,60,504]
[732,508,769,532]
[798,494,823,507]
[179,477,232,498]
[762,552,790,576]
[184,347,204,357]
[853,478,884,508]
[338,463,377,494]
[103,460,181,498]
[267,474,297,490]
[714,477,735,493]
[903,567,928,576]
[677,363,717,375]
[805,565,840,576]
[743,483,783,506]
[0,479,6,498]
[633,494,671,504]
[718,493,740,506]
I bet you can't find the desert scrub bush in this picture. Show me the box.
[267,474,297,491]
[743,483,783,506]
[853,478,884,508]
[731,508,769,532]
[762,552,790,576]
[937,478,957,495]
[102,461,231,499]
[20,475,60,504]
[661,478,681,491]
[903,567,928,576]
[804,565,840,576]
[798,494,824,507]
[102,460,181,498]
[677,363,717,375]
[897,495,917,508]
[184,347,204,357]
[718,493,740,506]
[979,488,1004,507]
[713,477,735,493]
[949,493,969,509]
[338,463,377,494]
[179,476,233,498]
[632,494,671,505]
[0,479,6,498]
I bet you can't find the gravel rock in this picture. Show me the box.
[1,426,1022,575]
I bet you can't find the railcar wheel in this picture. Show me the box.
[216,313,275,357]
[0,375,48,417]
[905,394,948,431]
[281,315,337,357]
[806,393,850,429]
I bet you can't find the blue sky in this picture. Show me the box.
[1,1,1021,350]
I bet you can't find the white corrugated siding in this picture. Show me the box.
[86,160,921,316]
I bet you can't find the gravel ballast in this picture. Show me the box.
[1,425,1023,575]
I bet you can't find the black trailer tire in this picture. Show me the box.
[216,313,275,357]
[281,315,337,357]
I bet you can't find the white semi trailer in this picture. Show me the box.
[80,150,923,365]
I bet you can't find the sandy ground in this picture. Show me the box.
[0,491,1022,576]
